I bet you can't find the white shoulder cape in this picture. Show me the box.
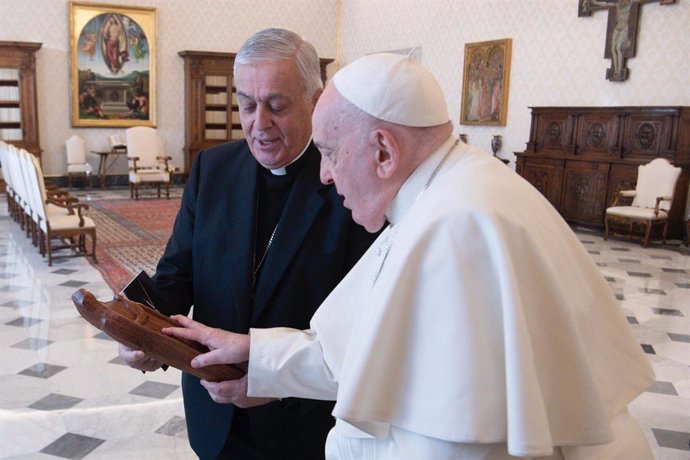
[310,145,654,457]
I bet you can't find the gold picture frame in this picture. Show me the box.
[460,38,511,126]
[69,2,157,127]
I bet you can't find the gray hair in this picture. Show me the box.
[234,28,323,98]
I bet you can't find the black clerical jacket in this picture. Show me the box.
[151,140,376,459]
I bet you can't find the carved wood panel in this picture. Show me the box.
[521,158,564,210]
[606,163,639,208]
[529,110,573,154]
[621,112,674,160]
[574,110,620,157]
[560,161,610,225]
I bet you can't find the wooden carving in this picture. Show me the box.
[72,288,245,382]
[578,0,676,81]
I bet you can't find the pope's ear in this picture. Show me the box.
[371,129,399,179]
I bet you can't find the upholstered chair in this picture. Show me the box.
[125,127,171,199]
[65,134,93,188]
[605,158,682,247]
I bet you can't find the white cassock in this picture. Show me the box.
[248,135,655,459]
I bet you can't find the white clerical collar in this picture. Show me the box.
[385,135,457,225]
[268,139,311,176]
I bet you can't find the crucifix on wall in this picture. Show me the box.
[578,0,675,82]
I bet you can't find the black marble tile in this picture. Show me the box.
[108,356,127,366]
[668,332,690,343]
[605,276,616,283]
[587,250,601,255]
[618,258,640,263]
[627,271,652,278]
[675,282,690,289]
[615,293,625,301]
[639,288,666,295]
[650,255,673,260]
[652,428,690,451]
[646,381,678,396]
[652,308,683,317]
[52,268,79,275]
[5,316,44,327]
[58,280,88,288]
[641,344,655,354]
[156,415,187,437]
[662,268,687,274]
[0,299,33,308]
[29,393,83,411]
[41,432,105,459]
[129,381,179,399]
[0,285,29,292]
[94,331,114,341]
[11,337,53,350]
[626,316,639,325]
[596,262,608,267]
[611,247,631,252]
[19,363,66,379]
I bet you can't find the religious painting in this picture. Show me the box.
[69,2,157,127]
[460,38,512,126]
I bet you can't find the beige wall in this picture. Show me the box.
[338,0,690,164]
[1,0,689,175]
[0,0,337,175]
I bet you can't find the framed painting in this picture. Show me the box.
[69,2,157,127]
[460,38,511,126]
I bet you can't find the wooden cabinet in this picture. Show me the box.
[516,106,690,237]
[0,41,42,159]
[179,50,333,174]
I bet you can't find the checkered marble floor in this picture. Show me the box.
[0,188,688,459]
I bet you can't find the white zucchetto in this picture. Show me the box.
[332,53,450,128]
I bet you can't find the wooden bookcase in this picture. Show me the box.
[0,41,42,160]
[178,51,237,174]
[515,106,690,237]
[179,50,333,174]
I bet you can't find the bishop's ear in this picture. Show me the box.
[371,129,399,179]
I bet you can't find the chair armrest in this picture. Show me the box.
[128,156,141,171]
[157,155,171,170]
[66,202,90,226]
[653,196,674,215]
[611,190,636,207]
[46,195,79,215]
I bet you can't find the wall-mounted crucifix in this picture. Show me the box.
[578,0,675,82]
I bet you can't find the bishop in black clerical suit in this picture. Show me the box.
[147,140,375,458]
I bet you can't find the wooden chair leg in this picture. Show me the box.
[604,216,610,240]
[661,221,669,245]
[643,222,651,248]
[91,230,98,264]
[47,235,53,266]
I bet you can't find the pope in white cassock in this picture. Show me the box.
[164,53,655,459]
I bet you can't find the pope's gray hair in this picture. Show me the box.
[234,28,323,99]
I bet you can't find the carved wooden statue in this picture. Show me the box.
[72,288,245,382]
[578,0,675,81]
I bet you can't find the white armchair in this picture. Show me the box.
[65,134,93,188]
[125,126,171,199]
[604,158,681,247]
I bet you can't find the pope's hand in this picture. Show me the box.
[118,343,164,372]
[163,315,273,407]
